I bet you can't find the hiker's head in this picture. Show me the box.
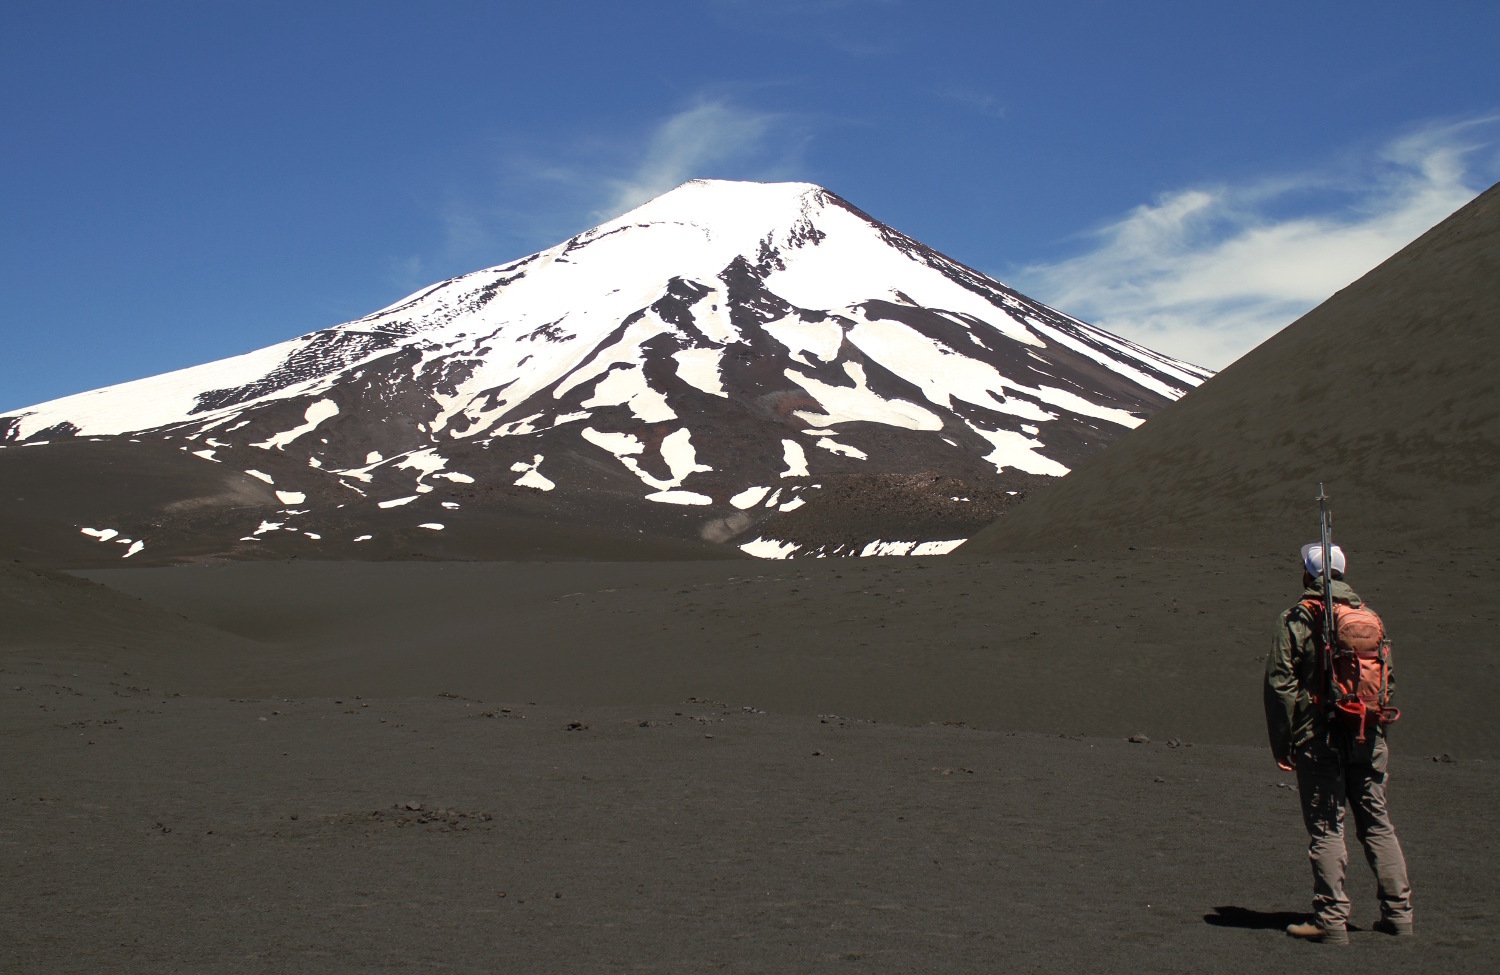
[1300,542,1346,584]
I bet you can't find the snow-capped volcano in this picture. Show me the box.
[2,179,1210,562]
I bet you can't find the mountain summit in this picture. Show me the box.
[2,179,1209,564]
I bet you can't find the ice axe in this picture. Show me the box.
[1317,485,1338,716]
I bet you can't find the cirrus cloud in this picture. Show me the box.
[599,100,784,217]
[429,97,807,274]
[1011,117,1500,370]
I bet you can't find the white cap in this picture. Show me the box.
[1301,542,1347,578]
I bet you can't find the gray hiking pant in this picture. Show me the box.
[1295,730,1413,928]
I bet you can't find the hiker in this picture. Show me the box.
[1263,542,1413,944]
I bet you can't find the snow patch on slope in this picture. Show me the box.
[645,490,712,505]
[860,539,966,557]
[788,362,942,431]
[730,486,771,509]
[251,399,340,450]
[815,437,868,460]
[6,339,303,439]
[739,537,801,559]
[780,439,809,478]
[581,425,711,493]
[660,428,713,483]
[672,348,727,397]
[510,454,555,491]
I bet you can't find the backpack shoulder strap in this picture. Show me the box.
[1294,598,1323,626]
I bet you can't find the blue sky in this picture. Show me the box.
[4,0,1498,411]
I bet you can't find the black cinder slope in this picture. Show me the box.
[963,181,1500,558]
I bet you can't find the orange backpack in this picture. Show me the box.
[1300,599,1400,741]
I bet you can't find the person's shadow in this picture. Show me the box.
[1204,906,1309,930]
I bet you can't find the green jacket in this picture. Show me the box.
[1263,578,1393,765]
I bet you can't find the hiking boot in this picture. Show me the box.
[1373,918,1414,937]
[1286,921,1350,945]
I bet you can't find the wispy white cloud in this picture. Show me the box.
[707,0,900,17]
[383,253,427,295]
[427,98,806,271]
[930,86,1006,119]
[1012,117,1500,370]
[705,0,900,56]
[599,100,783,217]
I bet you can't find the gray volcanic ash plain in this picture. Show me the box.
[4,550,1498,972]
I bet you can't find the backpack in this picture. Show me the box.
[1299,598,1401,742]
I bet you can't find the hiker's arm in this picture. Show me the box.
[1264,611,1301,770]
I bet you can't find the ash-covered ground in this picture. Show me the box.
[4,552,1496,973]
